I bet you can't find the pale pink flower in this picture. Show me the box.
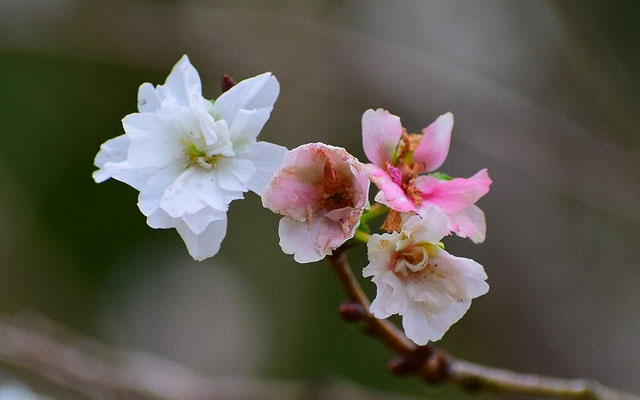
[262,143,370,263]
[362,108,491,242]
[363,208,489,345]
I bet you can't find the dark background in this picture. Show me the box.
[0,1,638,398]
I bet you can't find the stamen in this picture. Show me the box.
[381,210,403,232]
[183,140,220,170]
[321,159,353,210]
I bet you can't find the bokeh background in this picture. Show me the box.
[1,1,639,399]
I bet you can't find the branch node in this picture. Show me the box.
[420,351,449,384]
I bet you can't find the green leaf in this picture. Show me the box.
[430,171,453,181]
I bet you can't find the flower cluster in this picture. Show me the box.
[94,56,491,346]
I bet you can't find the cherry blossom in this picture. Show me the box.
[94,55,286,260]
[262,143,370,263]
[362,109,491,242]
[363,208,489,345]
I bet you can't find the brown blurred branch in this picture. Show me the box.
[0,313,428,400]
[327,249,639,400]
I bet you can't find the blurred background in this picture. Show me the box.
[0,0,639,399]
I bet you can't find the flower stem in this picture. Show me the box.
[327,251,415,355]
[353,230,371,244]
[360,204,389,224]
[326,247,639,400]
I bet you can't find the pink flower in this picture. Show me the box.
[262,143,370,263]
[362,108,491,243]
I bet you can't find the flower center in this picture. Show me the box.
[183,139,220,170]
[320,159,353,210]
[392,242,439,275]
[384,131,426,209]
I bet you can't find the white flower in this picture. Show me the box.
[363,208,489,345]
[93,55,287,260]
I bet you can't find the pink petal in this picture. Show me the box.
[415,168,491,214]
[412,112,453,172]
[325,207,355,221]
[446,204,487,244]
[366,164,416,212]
[262,171,318,222]
[361,109,403,167]
[347,162,372,202]
[387,165,403,186]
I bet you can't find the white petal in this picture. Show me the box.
[123,110,191,168]
[175,216,228,261]
[138,163,184,216]
[93,135,131,182]
[432,249,489,298]
[160,167,210,217]
[94,134,130,169]
[370,272,409,319]
[160,166,245,218]
[146,203,227,235]
[101,161,157,191]
[212,72,279,122]
[216,157,256,192]
[278,216,325,263]
[146,208,177,229]
[181,207,227,235]
[402,304,444,345]
[402,300,471,345]
[228,108,272,152]
[199,178,244,211]
[363,232,397,277]
[157,55,202,108]
[369,280,394,319]
[379,271,409,315]
[405,279,449,305]
[199,114,234,156]
[240,141,287,196]
[93,168,111,184]
[403,208,449,245]
[137,82,161,113]
[428,299,472,339]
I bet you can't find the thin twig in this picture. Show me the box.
[327,251,415,355]
[326,248,639,400]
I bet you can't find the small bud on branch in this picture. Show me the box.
[339,302,366,322]
[220,74,236,92]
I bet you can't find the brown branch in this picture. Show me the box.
[326,249,639,400]
[0,313,433,400]
[328,251,415,355]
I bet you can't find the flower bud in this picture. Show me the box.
[338,302,366,322]
[221,74,236,92]
[420,351,450,384]
[387,356,414,376]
